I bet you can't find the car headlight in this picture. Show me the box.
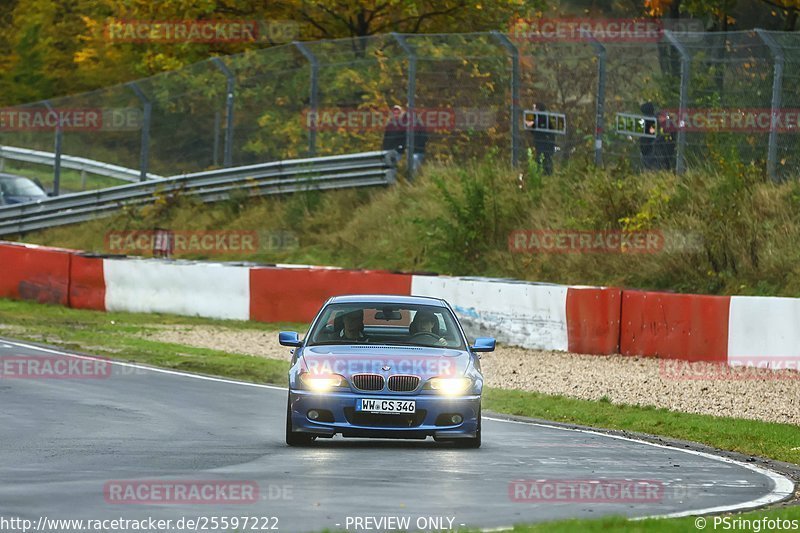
[428,377,472,395]
[299,372,347,391]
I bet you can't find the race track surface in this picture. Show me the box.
[0,338,793,532]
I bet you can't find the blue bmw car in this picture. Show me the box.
[280,295,495,448]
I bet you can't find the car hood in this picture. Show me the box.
[300,344,470,380]
[4,195,45,204]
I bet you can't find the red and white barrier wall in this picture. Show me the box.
[728,296,800,369]
[410,276,620,354]
[0,240,796,366]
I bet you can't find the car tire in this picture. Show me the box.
[285,395,315,447]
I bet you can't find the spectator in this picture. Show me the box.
[639,102,675,171]
[382,104,429,174]
[524,102,556,175]
[382,105,406,154]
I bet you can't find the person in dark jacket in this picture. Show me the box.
[382,104,430,173]
[639,102,675,171]
[524,103,556,175]
[382,105,406,154]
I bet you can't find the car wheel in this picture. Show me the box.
[285,395,315,447]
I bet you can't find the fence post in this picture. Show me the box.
[126,83,152,182]
[213,110,221,166]
[756,29,784,183]
[294,42,319,157]
[663,30,690,174]
[491,31,520,167]
[392,33,417,182]
[582,30,606,167]
[43,101,62,195]
[212,58,236,168]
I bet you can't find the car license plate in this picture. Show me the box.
[356,398,416,414]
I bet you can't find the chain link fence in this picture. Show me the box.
[1,29,799,193]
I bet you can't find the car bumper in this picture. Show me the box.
[288,389,480,439]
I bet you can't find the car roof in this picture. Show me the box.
[328,294,447,307]
[0,173,32,180]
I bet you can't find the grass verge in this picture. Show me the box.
[0,298,796,532]
[484,388,800,465]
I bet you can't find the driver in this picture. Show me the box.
[410,310,447,346]
[341,309,368,342]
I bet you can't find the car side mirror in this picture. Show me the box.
[471,337,496,352]
[279,331,302,347]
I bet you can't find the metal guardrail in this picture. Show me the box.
[0,150,397,236]
[0,145,164,183]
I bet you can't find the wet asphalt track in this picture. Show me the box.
[0,337,794,532]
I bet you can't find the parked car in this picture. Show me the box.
[0,173,48,205]
[281,294,494,448]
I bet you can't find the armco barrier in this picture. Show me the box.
[620,291,730,362]
[68,254,106,311]
[0,242,72,305]
[250,267,413,323]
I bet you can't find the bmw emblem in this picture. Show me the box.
[381,365,391,371]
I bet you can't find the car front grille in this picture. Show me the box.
[351,373,385,391]
[344,408,427,428]
[388,375,420,392]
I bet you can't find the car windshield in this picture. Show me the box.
[0,177,45,197]
[308,303,465,350]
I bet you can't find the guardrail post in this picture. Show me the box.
[43,101,62,196]
[756,29,784,183]
[212,58,236,168]
[663,30,690,174]
[392,33,417,182]
[213,110,221,166]
[126,82,152,182]
[491,31,520,167]
[582,30,606,167]
[294,42,319,157]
